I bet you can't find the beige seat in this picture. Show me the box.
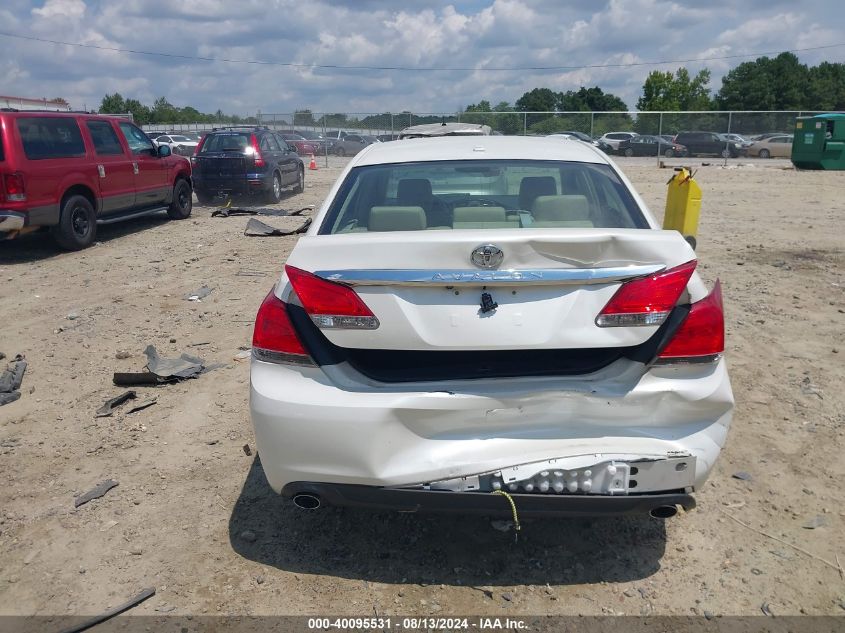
[368,206,426,232]
[531,195,594,228]
[518,176,557,210]
[452,206,519,229]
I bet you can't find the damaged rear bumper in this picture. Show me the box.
[282,482,695,517]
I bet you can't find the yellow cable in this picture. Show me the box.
[492,489,521,541]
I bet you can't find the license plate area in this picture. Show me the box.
[426,455,696,495]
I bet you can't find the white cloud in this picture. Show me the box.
[0,0,842,116]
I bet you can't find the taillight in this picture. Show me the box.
[657,280,724,363]
[191,135,205,165]
[596,260,696,327]
[250,133,265,167]
[285,265,379,330]
[252,290,313,365]
[3,173,26,202]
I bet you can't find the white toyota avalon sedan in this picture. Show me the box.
[249,136,733,519]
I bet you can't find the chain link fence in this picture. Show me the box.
[145,110,838,137]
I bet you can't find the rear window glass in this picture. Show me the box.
[200,133,250,153]
[320,160,648,234]
[17,117,86,160]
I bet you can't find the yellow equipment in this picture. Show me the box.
[663,167,701,249]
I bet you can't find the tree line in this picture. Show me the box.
[97,52,845,134]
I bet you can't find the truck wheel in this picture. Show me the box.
[51,194,97,251]
[293,166,304,194]
[266,171,283,203]
[167,178,193,220]
[758,149,770,159]
[623,148,634,157]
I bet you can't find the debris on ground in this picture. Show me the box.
[57,587,155,633]
[212,205,311,218]
[243,443,252,456]
[74,479,119,508]
[126,398,157,414]
[0,354,27,407]
[800,376,824,399]
[234,349,252,362]
[113,345,221,386]
[802,515,827,529]
[184,286,213,301]
[732,471,753,481]
[95,391,137,417]
[244,217,311,237]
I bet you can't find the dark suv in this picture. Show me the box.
[0,110,192,250]
[673,131,741,158]
[191,127,304,204]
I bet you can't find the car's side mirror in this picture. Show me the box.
[157,144,171,157]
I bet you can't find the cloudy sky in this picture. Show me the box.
[1,0,843,116]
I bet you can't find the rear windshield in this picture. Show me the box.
[199,133,250,153]
[16,117,86,160]
[320,160,648,234]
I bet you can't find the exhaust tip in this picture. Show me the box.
[650,505,678,519]
[292,493,321,510]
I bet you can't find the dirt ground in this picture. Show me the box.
[1,154,843,620]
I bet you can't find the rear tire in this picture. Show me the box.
[51,194,97,251]
[664,148,675,158]
[293,166,304,194]
[759,149,770,159]
[167,179,193,220]
[266,171,283,203]
[720,148,731,158]
[624,148,634,157]
[335,147,346,157]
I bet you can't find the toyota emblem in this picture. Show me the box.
[470,244,504,269]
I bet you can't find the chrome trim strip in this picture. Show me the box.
[315,264,664,287]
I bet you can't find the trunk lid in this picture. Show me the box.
[284,228,695,352]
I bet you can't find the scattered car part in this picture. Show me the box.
[144,345,205,379]
[95,390,137,417]
[0,354,27,407]
[57,587,155,633]
[244,217,311,237]
[184,286,213,301]
[74,479,119,508]
[126,398,157,414]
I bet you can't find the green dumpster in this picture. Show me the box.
[791,113,845,170]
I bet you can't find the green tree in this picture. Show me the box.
[558,86,628,112]
[637,68,712,111]
[99,92,126,114]
[806,62,845,111]
[123,98,151,125]
[716,52,808,111]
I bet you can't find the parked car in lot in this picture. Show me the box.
[191,126,304,204]
[277,132,317,156]
[617,134,687,158]
[152,133,199,156]
[745,134,793,158]
[293,130,330,154]
[331,133,377,156]
[674,131,741,158]
[597,131,638,150]
[547,131,612,153]
[0,111,192,250]
[718,133,753,150]
[250,136,733,518]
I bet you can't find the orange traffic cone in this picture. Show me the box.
[309,154,318,170]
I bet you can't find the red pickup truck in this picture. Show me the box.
[0,111,192,250]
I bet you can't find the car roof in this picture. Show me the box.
[351,135,607,167]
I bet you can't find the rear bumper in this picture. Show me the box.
[0,210,26,232]
[194,173,270,195]
[282,482,695,517]
[250,357,734,497]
